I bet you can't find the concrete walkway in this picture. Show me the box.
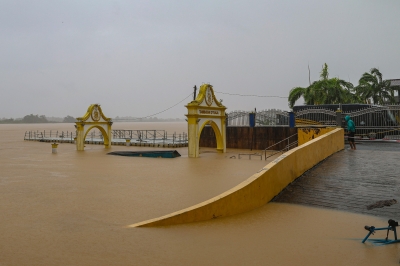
[273,142,400,219]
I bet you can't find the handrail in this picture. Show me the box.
[264,141,298,160]
[264,133,298,160]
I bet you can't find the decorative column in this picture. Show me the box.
[218,115,226,153]
[75,123,85,151]
[105,121,113,148]
[187,117,199,158]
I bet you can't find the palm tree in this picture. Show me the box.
[288,63,355,108]
[355,68,399,105]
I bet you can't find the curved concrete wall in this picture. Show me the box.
[297,127,335,146]
[129,128,344,227]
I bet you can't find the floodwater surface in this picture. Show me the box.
[0,122,399,265]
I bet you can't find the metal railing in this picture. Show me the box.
[264,133,298,160]
[237,133,298,160]
[227,109,289,127]
[24,129,188,145]
[343,105,400,139]
[24,130,75,142]
[112,130,187,144]
[295,107,337,126]
[238,153,263,160]
[294,104,400,139]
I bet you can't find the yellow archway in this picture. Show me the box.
[185,84,227,157]
[75,104,113,151]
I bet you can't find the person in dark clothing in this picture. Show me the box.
[345,115,356,150]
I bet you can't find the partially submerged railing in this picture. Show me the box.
[24,130,75,142]
[24,129,188,145]
[264,133,298,160]
[238,133,298,160]
[111,130,187,144]
[238,153,263,160]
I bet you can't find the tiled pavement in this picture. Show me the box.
[273,142,400,219]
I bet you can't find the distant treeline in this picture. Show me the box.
[0,114,184,124]
[0,115,76,124]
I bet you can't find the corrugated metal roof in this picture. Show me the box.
[389,79,400,86]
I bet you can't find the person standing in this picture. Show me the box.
[345,115,356,150]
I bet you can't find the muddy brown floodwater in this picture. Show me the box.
[0,122,399,265]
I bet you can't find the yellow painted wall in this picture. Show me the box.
[297,127,336,146]
[129,128,344,227]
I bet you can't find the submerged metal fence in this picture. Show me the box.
[24,130,76,142]
[112,130,187,145]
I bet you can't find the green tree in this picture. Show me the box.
[288,63,356,108]
[354,68,400,105]
[63,115,76,123]
[0,118,15,124]
[21,114,48,123]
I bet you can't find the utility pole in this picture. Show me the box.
[193,85,197,101]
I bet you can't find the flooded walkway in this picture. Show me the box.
[274,142,400,219]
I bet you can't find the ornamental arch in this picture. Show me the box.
[185,84,227,158]
[75,104,113,151]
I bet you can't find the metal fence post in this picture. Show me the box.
[289,111,295,128]
[336,110,342,128]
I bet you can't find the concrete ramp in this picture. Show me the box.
[128,128,344,227]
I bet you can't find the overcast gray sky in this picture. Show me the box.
[1,0,399,119]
